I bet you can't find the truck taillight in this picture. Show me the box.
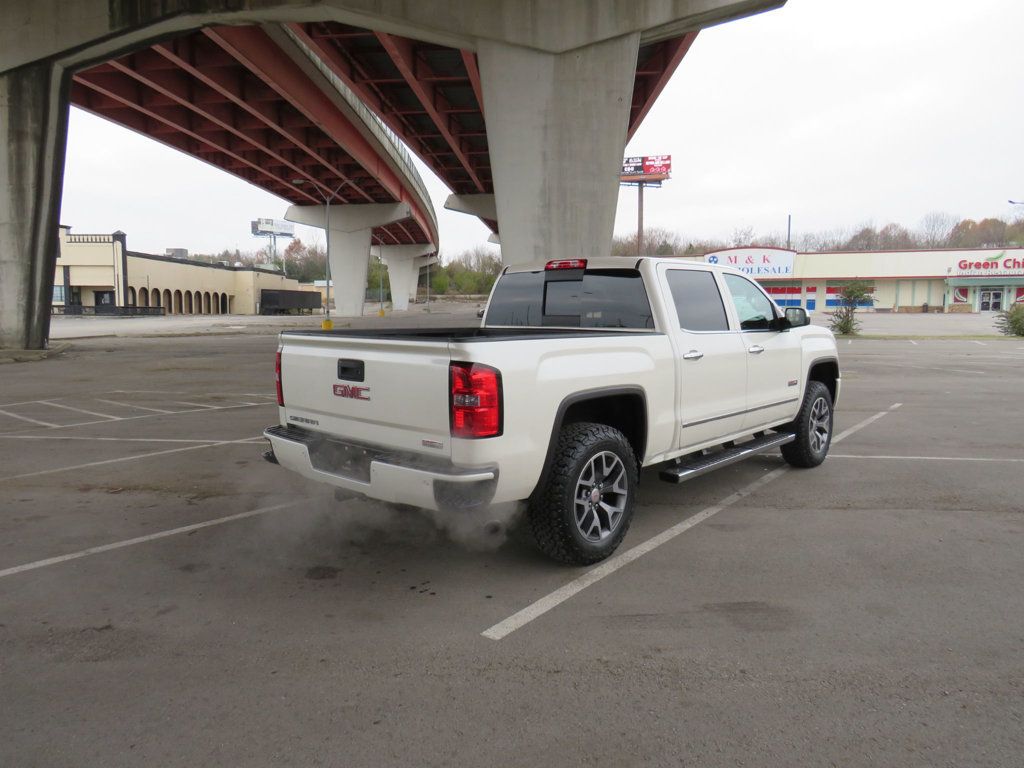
[275,350,284,406]
[450,362,502,439]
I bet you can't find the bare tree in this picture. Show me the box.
[877,222,918,250]
[918,211,957,247]
[753,231,785,248]
[730,226,755,247]
[612,226,682,256]
[843,224,880,251]
[798,228,847,252]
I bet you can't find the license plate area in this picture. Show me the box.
[308,437,376,482]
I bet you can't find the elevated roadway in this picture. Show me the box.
[1,0,786,348]
[68,23,440,317]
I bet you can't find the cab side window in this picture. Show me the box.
[723,274,775,331]
[665,269,730,331]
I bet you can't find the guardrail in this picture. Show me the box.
[283,25,439,241]
[66,234,115,243]
[52,306,165,317]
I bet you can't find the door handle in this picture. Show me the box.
[748,345,765,354]
[682,350,704,360]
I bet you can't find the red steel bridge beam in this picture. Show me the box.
[627,32,698,140]
[204,25,437,246]
[373,31,486,193]
[150,38,378,205]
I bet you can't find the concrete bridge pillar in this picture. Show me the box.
[285,202,422,317]
[476,34,640,266]
[0,62,69,349]
[374,244,434,311]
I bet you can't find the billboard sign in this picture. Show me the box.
[251,218,295,237]
[705,248,796,278]
[621,155,672,181]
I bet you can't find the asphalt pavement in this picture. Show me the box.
[1,324,1022,767]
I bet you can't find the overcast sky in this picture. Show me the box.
[60,0,1024,259]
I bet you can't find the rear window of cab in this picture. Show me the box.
[485,269,655,329]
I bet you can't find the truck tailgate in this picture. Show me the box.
[279,334,452,457]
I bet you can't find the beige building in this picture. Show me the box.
[54,226,318,315]
[702,246,1024,314]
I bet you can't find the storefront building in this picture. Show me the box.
[701,246,1024,313]
[53,226,318,315]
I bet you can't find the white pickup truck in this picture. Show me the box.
[264,257,840,564]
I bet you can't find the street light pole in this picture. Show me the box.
[293,178,345,330]
[378,253,385,317]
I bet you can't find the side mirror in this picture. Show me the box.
[476,308,485,319]
[784,307,810,328]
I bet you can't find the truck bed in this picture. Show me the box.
[282,327,661,342]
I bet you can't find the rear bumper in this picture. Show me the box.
[263,425,497,511]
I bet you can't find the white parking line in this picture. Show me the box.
[908,340,918,345]
[0,402,271,436]
[481,403,901,641]
[831,402,901,443]
[0,408,60,428]
[0,501,301,580]
[0,435,232,444]
[891,363,984,375]
[170,401,218,409]
[95,398,174,414]
[0,437,262,483]
[39,401,120,420]
[971,340,987,346]
[832,454,1024,463]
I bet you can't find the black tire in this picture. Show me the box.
[780,381,833,468]
[528,422,638,566]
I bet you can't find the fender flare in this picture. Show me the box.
[532,386,648,498]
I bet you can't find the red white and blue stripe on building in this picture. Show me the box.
[765,284,876,310]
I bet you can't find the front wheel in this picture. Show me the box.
[781,381,833,468]
[528,422,638,565]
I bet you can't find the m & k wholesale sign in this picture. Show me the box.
[705,248,796,278]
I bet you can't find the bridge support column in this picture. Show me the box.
[0,62,69,349]
[477,34,640,265]
[326,227,373,317]
[374,244,434,311]
[285,202,419,317]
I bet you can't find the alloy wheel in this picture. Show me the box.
[809,396,831,454]
[574,451,629,542]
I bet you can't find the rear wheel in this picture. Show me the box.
[528,422,638,565]
[781,381,833,468]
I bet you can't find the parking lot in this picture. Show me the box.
[2,326,1023,767]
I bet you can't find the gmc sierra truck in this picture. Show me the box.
[264,257,840,565]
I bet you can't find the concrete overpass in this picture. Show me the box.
[70,23,440,318]
[1,0,786,349]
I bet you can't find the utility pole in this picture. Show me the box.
[786,214,792,250]
[637,181,645,256]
